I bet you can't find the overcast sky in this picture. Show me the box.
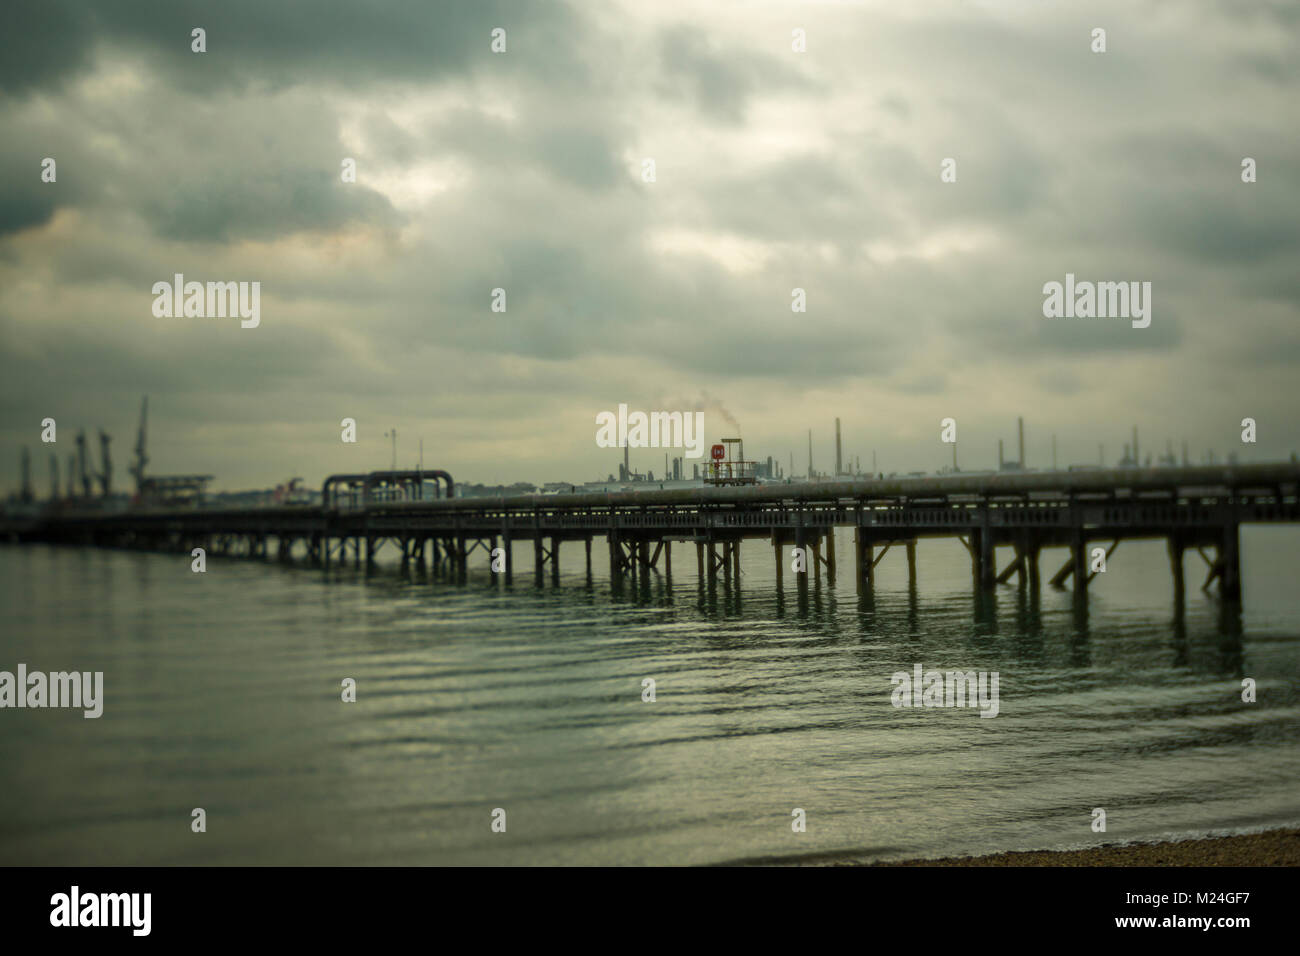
[2,0,1298,492]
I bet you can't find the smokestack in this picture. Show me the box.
[624,442,629,482]
[808,429,813,479]
[1182,441,1189,467]
[835,418,842,476]
[1018,417,1025,468]
[1133,426,1139,469]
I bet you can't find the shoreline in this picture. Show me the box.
[860,828,1300,867]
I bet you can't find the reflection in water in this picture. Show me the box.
[0,529,1297,866]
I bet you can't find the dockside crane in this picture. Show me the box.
[130,397,149,493]
[97,429,112,496]
[75,429,92,498]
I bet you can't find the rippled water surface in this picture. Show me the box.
[2,530,1298,865]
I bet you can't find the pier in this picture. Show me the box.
[8,463,1300,614]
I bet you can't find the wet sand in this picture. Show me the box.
[864,829,1300,867]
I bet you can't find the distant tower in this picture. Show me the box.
[835,418,843,476]
[20,448,33,503]
[807,429,813,479]
[49,453,59,499]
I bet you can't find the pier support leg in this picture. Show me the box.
[825,526,836,584]
[1220,523,1241,602]
[707,541,718,589]
[774,539,783,592]
[1016,532,1028,589]
[585,537,592,579]
[551,537,560,585]
[696,542,704,581]
[795,526,808,596]
[731,540,740,584]
[864,533,876,591]
[979,528,996,592]
[1072,529,1088,607]
[853,528,862,594]
[664,540,671,580]
[906,538,917,589]
[1169,532,1185,617]
[534,537,544,587]
[1028,538,1041,592]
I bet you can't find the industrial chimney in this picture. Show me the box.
[835,418,843,477]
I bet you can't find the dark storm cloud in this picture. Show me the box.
[140,169,403,243]
[0,0,585,96]
[656,25,816,123]
[0,1,95,95]
[0,192,56,237]
[0,82,405,245]
[0,129,90,238]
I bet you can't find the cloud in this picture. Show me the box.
[1,0,1298,488]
